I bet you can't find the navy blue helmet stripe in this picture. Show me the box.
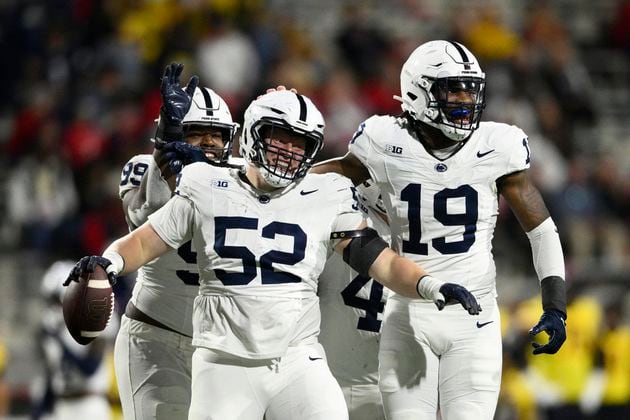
[448,41,471,70]
[200,88,214,116]
[295,93,307,122]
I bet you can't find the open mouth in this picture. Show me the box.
[446,107,473,126]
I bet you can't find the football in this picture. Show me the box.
[62,265,114,345]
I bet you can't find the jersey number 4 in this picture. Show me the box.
[402,184,478,255]
[341,274,385,332]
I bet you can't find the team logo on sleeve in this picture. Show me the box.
[212,179,229,189]
[385,144,403,155]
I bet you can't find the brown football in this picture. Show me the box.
[62,265,114,345]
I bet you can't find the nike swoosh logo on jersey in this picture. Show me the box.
[476,320,494,328]
[308,356,323,361]
[476,149,495,158]
[300,189,319,196]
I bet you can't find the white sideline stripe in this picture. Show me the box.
[88,279,111,289]
[81,331,102,337]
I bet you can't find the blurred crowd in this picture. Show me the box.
[0,0,628,419]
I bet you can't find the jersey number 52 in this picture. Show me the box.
[213,216,306,285]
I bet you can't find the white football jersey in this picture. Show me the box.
[318,199,390,386]
[148,163,365,359]
[119,154,200,336]
[119,155,245,336]
[349,116,530,298]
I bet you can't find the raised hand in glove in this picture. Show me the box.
[160,141,210,175]
[154,62,199,148]
[529,309,566,355]
[416,275,482,315]
[64,256,118,286]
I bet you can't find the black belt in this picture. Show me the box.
[125,302,191,338]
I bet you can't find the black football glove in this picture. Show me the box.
[154,62,199,148]
[63,256,117,287]
[529,309,566,355]
[437,283,482,315]
[160,141,211,175]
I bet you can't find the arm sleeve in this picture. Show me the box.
[526,217,565,281]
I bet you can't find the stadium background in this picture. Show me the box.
[0,0,628,419]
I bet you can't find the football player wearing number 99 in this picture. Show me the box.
[311,40,568,420]
[114,62,240,420]
[66,88,481,420]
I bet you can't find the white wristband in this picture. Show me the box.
[416,275,445,301]
[102,250,124,275]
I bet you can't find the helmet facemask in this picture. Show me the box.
[426,76,486,141]
[250,120,322,188]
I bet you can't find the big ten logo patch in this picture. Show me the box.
[212,179,229,188]
[386,144,403,155]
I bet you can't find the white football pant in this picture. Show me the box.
[340,383,385,420]
[189,342,348,420]
[379,294,502,420]
[114,315,194,420]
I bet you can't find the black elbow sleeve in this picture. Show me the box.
[341,228,389,277]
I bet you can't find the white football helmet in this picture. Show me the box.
[40,260,75,303]
[240,91,325,188]
[182,87,239,162]
[396,40,486,141]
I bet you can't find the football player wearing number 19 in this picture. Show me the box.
[311,40,568,420]
[114,62,240,420]
[66,87,481,420]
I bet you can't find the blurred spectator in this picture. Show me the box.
[196,15,260,112]
[462,2,521,62]
[580,299,630,419]
[335,3,391,83]
[519,1,596,157]
[318,67,369,158]
[6,120,79,252]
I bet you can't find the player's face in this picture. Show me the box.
[439,80,480,126]
[261,126,308,176]
[185,126,226,160]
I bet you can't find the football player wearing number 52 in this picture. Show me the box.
[311,40,568,420]
[65,74,481,418]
